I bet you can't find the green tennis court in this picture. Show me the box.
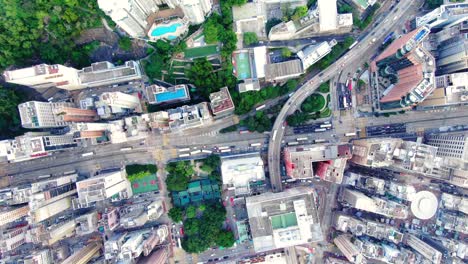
[234,52,251,80]
[131,174,159,194]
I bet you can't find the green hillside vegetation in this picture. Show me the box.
[0,0,110,69]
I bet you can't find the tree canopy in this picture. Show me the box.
[282,48,292,58]
[0,86,25,139]
[168,207,183,222]
[125,164,157,181]
[291,6,308,20]
[181,204,234,253]
[165,161,194,191]
[243,32,258,46]
[118,36,133,51]
[0,0,108,70]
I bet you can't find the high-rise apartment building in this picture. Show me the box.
[98,0,158,37]
[318,0,338,32]
[3,64,82,90]
[434,21,468,75]
[98,0,212,37]
[405,234,443,264]
[425,131,468,160]
[0,206,29,227]
[18,101,98,129]
[370,27,434,111]
[4,60,142,91]
[62,242,102,264]
[74,169,133,208]
[412,2,468,30]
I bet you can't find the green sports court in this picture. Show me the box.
[233,51,252,80]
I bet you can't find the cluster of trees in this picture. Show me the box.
[125,164,157,181]
[314,36,355,70]
[185,58,237,98]
[0,0,109,70]
[0,86,26,139]
[240,111,272,133]
[234,79,298,115]
[144,40,187,81]
[168,203,235,252]
[281,48,292,58]
[182,204,235,252]
[165,161,195,191]
[425,0,443,8]
[71,41,100,69]
[354,3,381,30]
[243,32,258,46]
[118,36,133,51]
[338,3,353,14]
[199,155,222,182]
[282,5,308,21]
[286,93,327,126]
[318,82,330,93]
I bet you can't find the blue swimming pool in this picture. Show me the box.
[151,23,182,37]
[155,87,188,103]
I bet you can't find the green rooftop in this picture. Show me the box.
[270,212,298,230]
[172,179,220,207]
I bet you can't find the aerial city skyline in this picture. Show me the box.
[0,0,467,263]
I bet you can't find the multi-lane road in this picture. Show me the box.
[268,0,430,192]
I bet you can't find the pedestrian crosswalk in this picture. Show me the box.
[199,131,218,137]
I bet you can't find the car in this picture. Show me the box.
[223,256,229,259]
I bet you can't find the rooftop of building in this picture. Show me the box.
[410,191,438,220]
[246,187,322,252]
[265,59,303,81]
[221,153,265,194]
[209,87,235,114]
[167,102,212,130]
[146,84,190,104]
[3,64,65,81]
[232,2,264,21]
[78,61,140,85]
[238,79,261,93]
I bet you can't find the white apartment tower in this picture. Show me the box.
[18,101,98,129]
[3,64,82,90]
[98,0,159,37]
[179,0,212,24]
[100,92,141,110]
[318,0,338,32]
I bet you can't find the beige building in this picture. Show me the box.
[0,206,29,227]
[405,234,442,264]
[74,169,133,208]
[62,242,103,264]
[334,234,361,263]
[3,64,82,90]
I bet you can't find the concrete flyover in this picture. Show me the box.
[267,0,421,192]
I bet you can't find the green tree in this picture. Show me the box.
[184,218,201,236]
[182,236,209,253]
[426,0,443,9]
[198,204,206,212]
[318,82,330,93]
[165,161,194,191]
[291,6,308,20]
[338,3,353,14]
[215,231,236,248]
[168,207,183,222]
[186,205,197,218]
[0,86,25,139]
[0,0,109,70]
[118,36,132,51]
[174,41,187,53]
[281,48,292,58]
[204,15,222,43]
[243,32,258,46]
[302,94,326,113]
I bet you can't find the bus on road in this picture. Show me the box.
[220,149,232,153]
[314,128,326,132]
[202,150,213,154]
[344,132,357,137]
[314,139,327,143]
[250,143,262,147]
[178,148,190,152]
[255,104,266,111]
[218,146,230,150]
[179,153,190,158]
[348,41,358,50]
[190,150,202,155]
[287,141,299,146]
[120,147,132,151]
[272,130,278,141]
[81,152,94,157]
[297,137,308,141]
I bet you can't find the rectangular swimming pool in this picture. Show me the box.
[155,87,188,103]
